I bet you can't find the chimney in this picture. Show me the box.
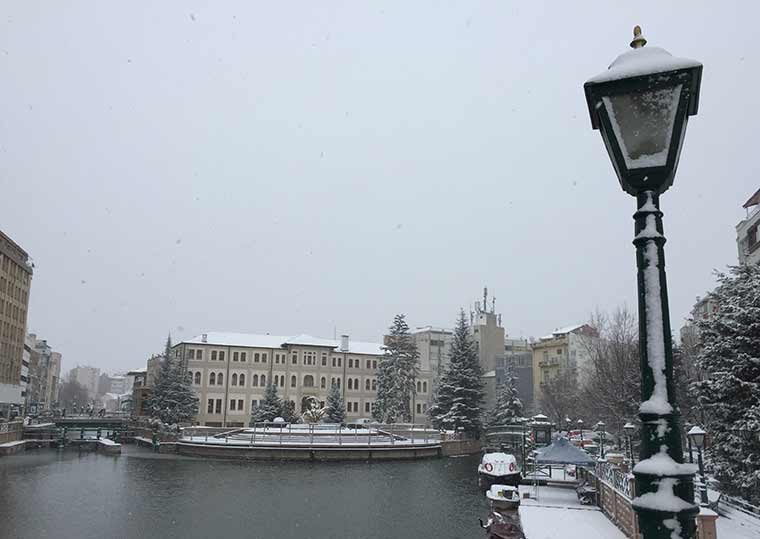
[340,334,349,352]
[201,333,207,343]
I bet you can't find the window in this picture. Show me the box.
[331,377,336,387]
[241,352,247,362]
[232,373,238,386]
[233,351,239,362]
[230,399,237,411]
[291,375,297,388]
[320,376,326,389]
[239,374,245,386]
[338,357,342,367]
[218,373,223,386]
[209,372,216,385]
[347,378,353,390]
[262,353,267,363]
[207,399,214,413]
[346,402,351,412]
[321,354,327,366]
[423,381,427,393]
[188,349,195,360]
[254,353,260,363]
[291,353,297,365]
[273,375,278,387]
[371,379,377,391]
[211,350,217,361]
[365,379,370,391]
[238,399,244,411]
[332,357,336,367]
[353,402,358,412]
[348,358,353,368]
[365,402,370,413]
[417,381,421,392]
[557,349,562,355]
[215,399,222,414]
[260,374,266,386]
[337,378,341,389]
[251,400,258,410]
[194,372,201,385]
[372,360,377,369]
[197,349,203,360]
[253,374,259,387]
[416,404,422,414]
[304,375,314,388]
[219,351,225,361]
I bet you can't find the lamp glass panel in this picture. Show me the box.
[602,84,682,169]
[690,432,705,449]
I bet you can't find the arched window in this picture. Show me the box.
[217,373,223,386]
[371,379,377,391]
[209,372,216,385]
[194,372,201,385]
[239,374,245,386]
[337,378,341,389]
[291,375,297,388]
[417,381,421,393]
[253,374,259,387]
[320,377,326,389]
[347,378,353,390]
[348,358,353,368]
[331,377,336,387]
[423,381,427,393]
[232,373,238,386]
[365,379,370,391]
[304,375,314,388]
[260,374,265,386]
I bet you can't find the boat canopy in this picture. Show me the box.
[535,437,594,466]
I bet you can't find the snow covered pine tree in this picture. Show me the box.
[373,314,419,423]
[325,382,346,424]
[250,382,284,424]
[488,362,524,426]
[692,264,760,503]
[429,310,485,436]
[148,335,199,425]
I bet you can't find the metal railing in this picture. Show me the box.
[595,460,633,499]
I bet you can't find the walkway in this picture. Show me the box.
[518,484,626,539]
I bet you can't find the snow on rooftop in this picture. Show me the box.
[181,332,384,355]
[587,46,701,84]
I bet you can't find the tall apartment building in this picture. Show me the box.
[737,188,760,266]
[410,326,452,421]
[70,365,100,398]
[0,230,33,417]
[27,335,62,412]
[531,324,598,407]
[171,332,434,427]
[500,338,534,416]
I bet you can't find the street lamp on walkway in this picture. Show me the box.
[584,26,702,539]
[687,426,709,507]
[577,419,584,446]
[596,421,606,459]
[624,422,636,464]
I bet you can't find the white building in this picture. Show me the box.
[173,332,435,427]
[70,365,100,398]
[737,188,760,266]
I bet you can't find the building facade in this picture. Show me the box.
[500,338,534,416]
[69,365,100,398]
[409,326,452,422]
[171,332,435,427]
[0,230,33,417]
[27,335,62,412]
[737,188,760,266]
[531,324,598,406]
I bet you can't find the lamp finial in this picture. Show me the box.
[630,25,647,49]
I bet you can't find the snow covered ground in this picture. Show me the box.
[716,505,760,539]
[518,485,626,539]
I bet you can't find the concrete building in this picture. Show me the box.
[410,326,452,420]
[500,338,534,416]
[69,365,100,398]
[0,230,33,418]
[737,188,760,266]
[27,335,62,412]
[128,368,150,417]
[171,332,424,427]
[531,324,598,406]
[470,288,507,412]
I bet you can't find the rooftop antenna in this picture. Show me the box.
[498,313,502,326]
[492,295,496,314]
[483,287,488,313]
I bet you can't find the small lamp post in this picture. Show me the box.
[584,26,702,539]
[624,422,636,464]
[565,416,572,434]
[597,421,606,459]
[577,419,584,447]
[687,426,709,506]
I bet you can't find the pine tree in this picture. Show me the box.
[326,383,346,424]
[250,383,283,423]
[373,314,419,423]
[429,310,485,436]
[692,265,760,504]
[149,334,199,425]
[488,363,524,426]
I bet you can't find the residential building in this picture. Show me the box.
[69,365,100,398]
[128,368,150,417]
[170,332,414,427]
[499,338,534,416]
[410,326,452,421]
[21,336,32,414]
[737,188,760,266]
[27,335,62,412]
[531,324,598,406]
[470,288,506,412]
[0,230,33,417]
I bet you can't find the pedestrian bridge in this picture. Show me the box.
[34,416,130,430]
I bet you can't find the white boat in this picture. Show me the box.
[485,484,521,511]
[478,452,521,490]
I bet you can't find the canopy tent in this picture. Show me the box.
[535,437,595,466]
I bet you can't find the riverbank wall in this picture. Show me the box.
[176,441,442,461]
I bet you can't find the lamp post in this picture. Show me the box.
[687,426,709,507]
[565,416,572,434]
[584,26,702,538]
[577,419,584,447]
[597,421,606,459]
[624,422,636,464]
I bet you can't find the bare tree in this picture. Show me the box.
[540,368,579,426]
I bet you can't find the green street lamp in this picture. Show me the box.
[687,426,709,507]
[624,422,636,464]
[596,421,606,459]
[584,26,702,538]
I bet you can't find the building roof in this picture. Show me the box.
[180,332,384,356]
[410,326,453,335]
[540,324,595,341]
[743,188,760,209]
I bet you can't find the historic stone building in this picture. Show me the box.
[172,332,434,427]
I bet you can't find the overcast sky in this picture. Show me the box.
[1,2,756,374]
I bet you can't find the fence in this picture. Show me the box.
[580,460,638,538]
[0,421,23,444]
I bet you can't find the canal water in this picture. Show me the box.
[0,446,485,539]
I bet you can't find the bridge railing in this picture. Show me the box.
[0,421,23,443]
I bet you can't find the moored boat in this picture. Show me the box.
[478,452,521,490]
[485,484,521,511]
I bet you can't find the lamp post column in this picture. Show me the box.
[632,191,698,538]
